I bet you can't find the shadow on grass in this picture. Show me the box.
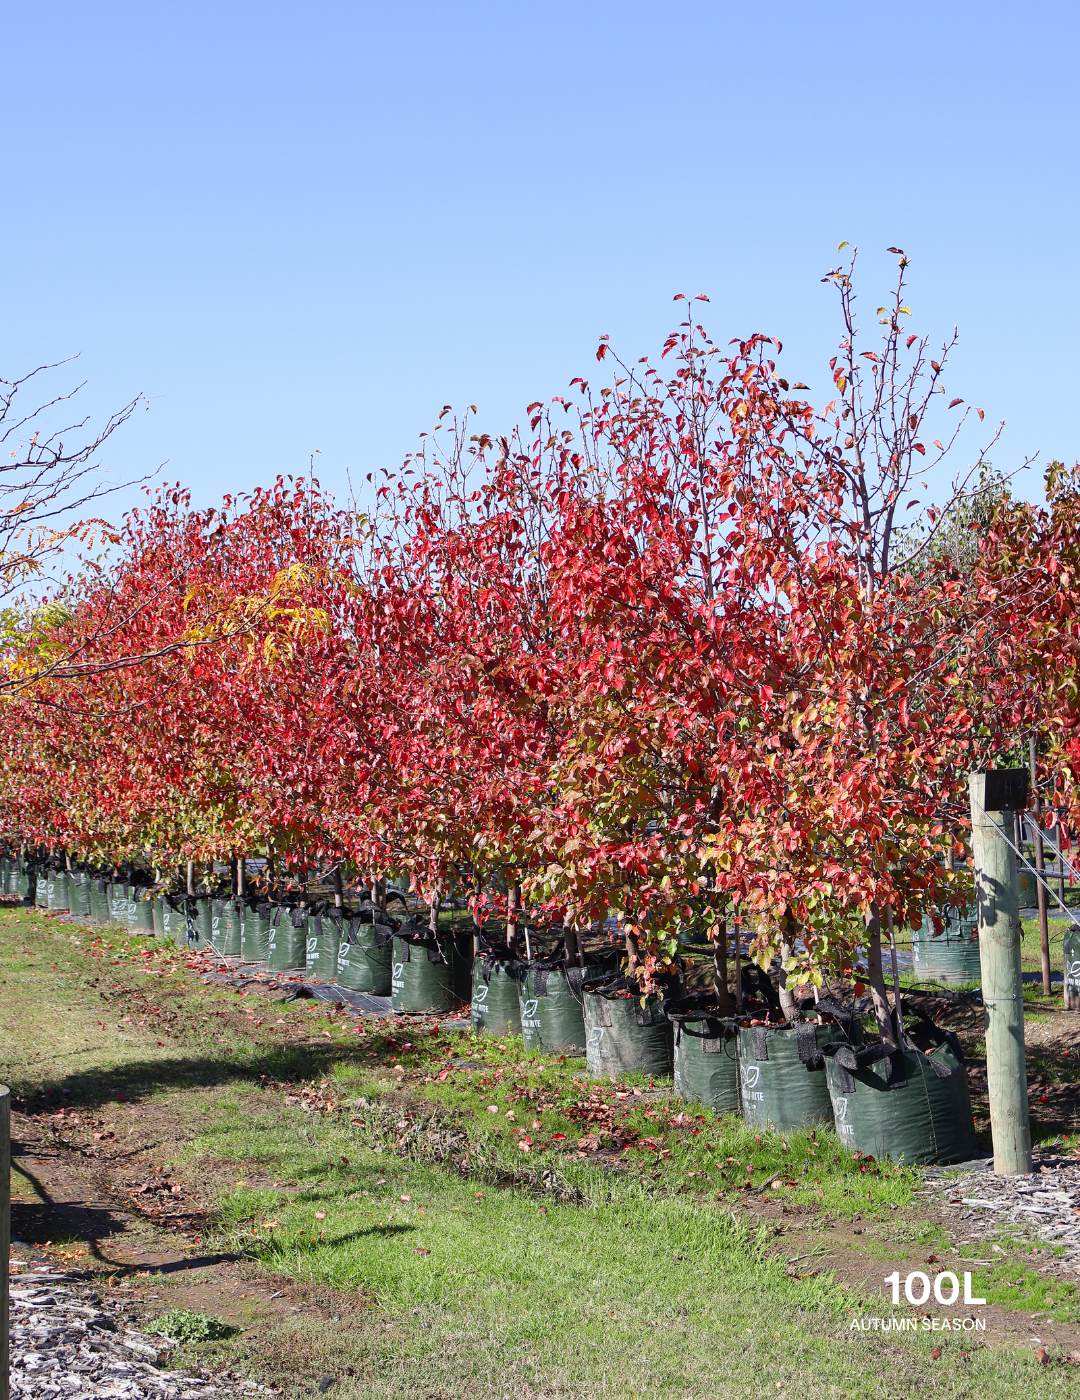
[18,1041,370,1109]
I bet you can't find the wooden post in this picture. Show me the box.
[1029,736,1052,996]
[970,772,1033,1176]
[1,1083,10,1400]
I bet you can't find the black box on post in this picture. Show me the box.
[981,768,1029,812]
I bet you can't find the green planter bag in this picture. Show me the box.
[667,995,740,1114]
[68,873,91,918]
[1066,923,1080,1011]
[267,907,307,971]
[517,950,618,1055]
[450,928,474,1007]
[214,898,243,957]
[392,930,454,1013]
[306,910,340,981]
[107,883,131,926]
[89,879,110,925]
[128,888,155,934]
[19,865,37,901]
[823,1014,976,1165]
[471,950,522,1036]
[36,871,50,909]
[912,915,981,985]
[736,1020,845,1132]
[240,901,271,961]
[152,897,165,938]
[336,916,393,994]
[160,895,187,945]
[582,977,674,1079]
[49,871,70,912]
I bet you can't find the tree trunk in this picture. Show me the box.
[506,877,519,954]
[776,908,800,1021]
[733,902,744,1010]
[713,919,734,1009]
[429,887,440,938]
[865,903,898,1049]
[472,870,483,956]
[564,922,584,968]
[186,859,195,897]
[625,925,640,971]
[237,855,246,900]
[333,866,343,910]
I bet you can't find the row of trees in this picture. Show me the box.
[4,251,1079,1052]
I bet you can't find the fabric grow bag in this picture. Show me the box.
[160,895,188,945]
[471,950,521,1036]
[18,863,36,900]
[68,873,91,918]
[128,888,156,933]
[267,906,307,970]
[88,879,110,925]
[240,901,271,962]
[48,871,70,912]
[306,912,340,981]
[582,977,674,1078]
[518,962,588,1054]
[451,927,474,1007]
[214,898,243,958]
[189,895,214,950]
[736,1020,845,1132]
[335,916,393,994]
[912,915,981,985]
[107,883,131,925]
[1066,923,1080,1012]
[152,897,165,938]
[823,1014,975,1164]
[35,871,50,908]
[667,995,740,1114]
[517,949,619,1055]
[392,931,455,1013]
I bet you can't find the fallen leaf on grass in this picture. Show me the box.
[315,1211,327,1220]
[930,1348,942,1360]
[414,1247,429,1256]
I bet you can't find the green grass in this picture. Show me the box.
[4,905,1079,1398]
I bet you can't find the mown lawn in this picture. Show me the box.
[3,905,1078,1399]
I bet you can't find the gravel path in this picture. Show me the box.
[9,1268,276,1400]
[923,1151,1080,1271]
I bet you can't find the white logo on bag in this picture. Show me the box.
[586,1026,606,1050]
[474,985,488,1005]
[522,999,538,1019]
[740,1064,760,1090]
[1067,959,1080,986]
[307,937,317,954]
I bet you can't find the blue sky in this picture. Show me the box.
[3,2,1077,522]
